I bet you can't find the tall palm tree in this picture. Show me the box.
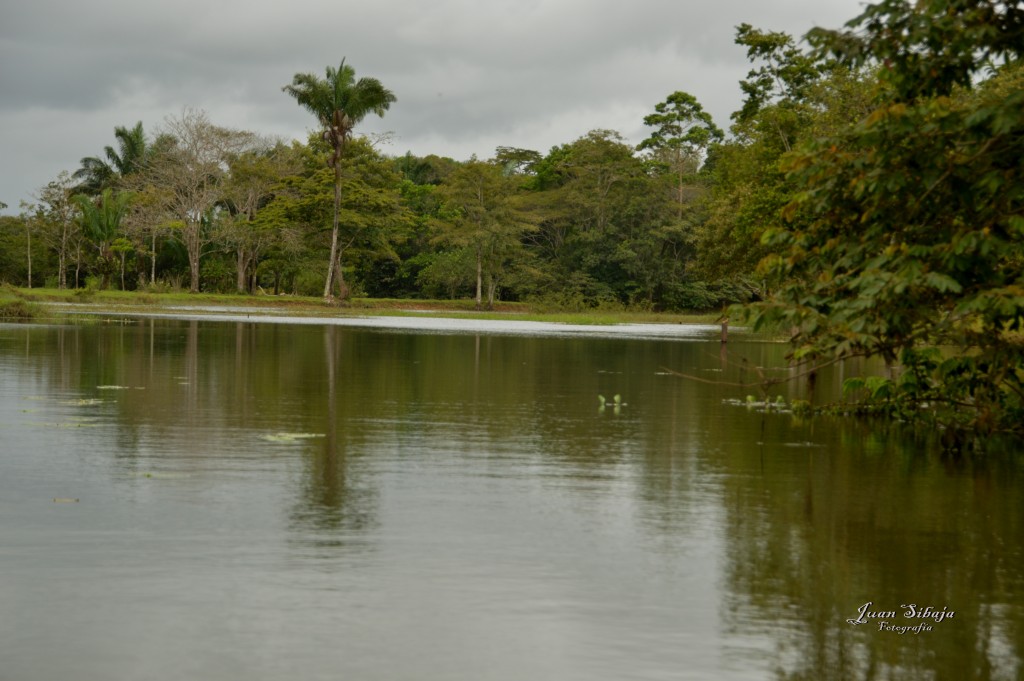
[73,122,148,194]
[283,59,396,300]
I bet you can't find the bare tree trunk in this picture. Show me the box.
[75,243,82,288]
[333,245,350,300]
[151,231,157,286]
[475,245,482,309]
[677,148,684,222]
[323,160,342,301]
[486,275,497,310]
[236,248,248,293]
[189,256,200,292]
[187,221,201,293]
[25,221,32,289]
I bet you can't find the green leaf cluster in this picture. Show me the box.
[743,1,1024,439]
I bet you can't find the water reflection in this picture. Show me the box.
[287,326,378,553]
[715,422,1024,680]
[0,320,1020,681]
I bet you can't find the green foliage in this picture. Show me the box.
[0,298,36,320]
[262,137,409,298]
[527,130,671,306]
[638,91,723,160]
[494,147,542,176]
[73,188,133,252]
[808,0,1024,102]
[394,153,458,185]
[743,3,1024,439]
[435,159,532,308]
[35,5,1019,339]
[283,59,397,299]
[283,60,396,147]
[692,28,876,303]
[0,215,33,285]
[73,122,148,194]
[414,250,474,300]
[732,23,827,152]
[525,272,621,312]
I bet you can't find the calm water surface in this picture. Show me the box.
[1,318,1021,681]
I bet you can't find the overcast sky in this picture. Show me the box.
[0,0,867,215]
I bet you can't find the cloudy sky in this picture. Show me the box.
[1,0,867,215]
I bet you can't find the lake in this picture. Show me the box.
[1,316,1021,680]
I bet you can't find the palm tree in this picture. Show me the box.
[73,188,134,289]
[73,122,148,194]
[283,59,396,300]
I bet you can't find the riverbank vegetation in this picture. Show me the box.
[2,0,1021,441]
[0,286,719,326]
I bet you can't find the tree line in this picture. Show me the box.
[0,15,860,311]
[1,0,1021,438]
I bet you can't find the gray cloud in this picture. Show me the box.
[0,0,865,213]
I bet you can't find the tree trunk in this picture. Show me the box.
[474,245,483,309]
[236,247,248,293]
[334,246,349,300]
[187,221,201,293]
[486,275,497,310]
[25,222,32,289]
[323,156,342,301]
[151,231,157,286]
[58,247,66,290]
[677,148,684,222]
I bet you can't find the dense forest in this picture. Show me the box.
[1,1,1021,437]
[0,14,881,310]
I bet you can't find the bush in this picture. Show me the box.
[525,273,620,312]
[0,299,36,320]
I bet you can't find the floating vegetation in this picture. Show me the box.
[722,395,792,414]
[52,498,79,503]
[60,398,107,406]
[598,394,627,415]
[97,385,130,390]
[259,432,326,443]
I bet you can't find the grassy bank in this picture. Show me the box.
[5,287,721,326]
[0,298,37,321]
[0,287,38,320]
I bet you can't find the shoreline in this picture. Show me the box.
[38,303,729,341]
[2,287,731,339]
